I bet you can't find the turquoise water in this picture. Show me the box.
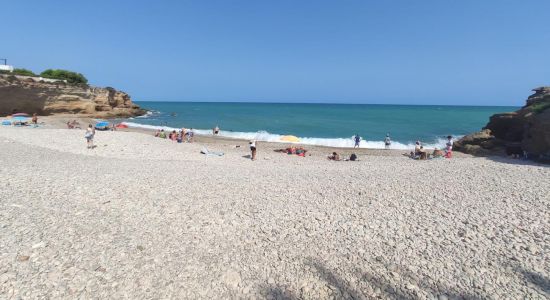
[126,102,517,149]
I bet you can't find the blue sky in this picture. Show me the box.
[3,0,550,105]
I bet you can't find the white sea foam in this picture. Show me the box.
[122,122,459,150]
[135,111,156,119]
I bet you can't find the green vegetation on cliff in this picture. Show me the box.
[0,68,37,76]
[531,101,550,114]
[40,69,88,84]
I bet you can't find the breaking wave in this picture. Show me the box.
[122,122,458,150]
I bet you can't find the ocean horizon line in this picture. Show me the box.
[134,100,520,108]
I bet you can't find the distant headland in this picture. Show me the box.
[0,67,145,118]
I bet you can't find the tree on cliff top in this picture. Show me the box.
[40,69,88,84]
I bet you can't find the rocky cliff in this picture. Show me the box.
[0,75,146,117]
[455,87,550,161]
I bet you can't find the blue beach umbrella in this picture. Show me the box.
[12,116,29,122]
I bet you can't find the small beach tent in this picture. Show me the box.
[115,123,128,129]
[11,113,30,117]
[2,120,11,125]
[95,121,110,130]
[280,135,300,142]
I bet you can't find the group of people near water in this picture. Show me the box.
[154,128,195,143]
[409,135,454,160]
[353,133,392,149]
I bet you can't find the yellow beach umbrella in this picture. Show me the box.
[280,135,300,142]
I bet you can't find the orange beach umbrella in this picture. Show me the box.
[280,135,300,142]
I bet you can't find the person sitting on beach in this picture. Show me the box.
[154,129,160,137]
[414,141,422,156]
[31,113,38,125]
[327,152,340,161]
[213,125,220,135]
[384,134,391,149]
[295,147,307,157]
[159,129,167,139]
[177,131,183,143]
[432,147,444,158]
[418,146,427,160]
[170,130,178,141]
[67,121,74,129]
[349,153,358,161]
[72,120,81,129]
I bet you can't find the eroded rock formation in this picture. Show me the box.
[455,87,550,160]
[0,75,146,117]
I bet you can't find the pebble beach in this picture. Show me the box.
[0,124,549,299]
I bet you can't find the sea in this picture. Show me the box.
[124,102,518,150]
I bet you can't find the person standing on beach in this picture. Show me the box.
[353,134,361,148]
[85,124,95,149]
[445,135,453,158]
[249,140,257,160]
[384,134,391,149]
[31,113,38,125]
[188,128,195,142]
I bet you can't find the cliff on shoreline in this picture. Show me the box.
[0,75,146,118]
[455,87,550,160]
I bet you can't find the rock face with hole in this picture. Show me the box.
[455,87,550,160]
[0,75,146,118]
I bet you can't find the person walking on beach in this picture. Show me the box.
[353,134,361,148]
[85,124,95,149]
[249,140,257,160]
[213,125,220,135]
[384,133,391,149]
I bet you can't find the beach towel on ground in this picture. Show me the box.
[201,147,224,156]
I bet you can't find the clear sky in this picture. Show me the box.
[3,0,550,105]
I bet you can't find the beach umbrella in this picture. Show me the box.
[280,135,300,142]
[11,113,29,117]
[12,116,29,122]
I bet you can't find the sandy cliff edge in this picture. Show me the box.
[0,74,146,118]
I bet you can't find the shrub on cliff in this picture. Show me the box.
[0,68,37,76]
[40,69,88,84]
[531,101,550,114]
